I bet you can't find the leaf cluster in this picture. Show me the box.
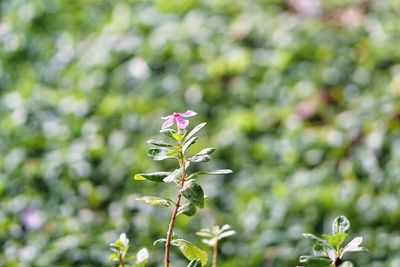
[300,216,368,267]
[196,224,236,247]
[109,233,149,267]
[134,122,232,218]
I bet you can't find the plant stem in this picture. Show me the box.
[118,250,125,267]
[332,257,342,267]
[164,151,186,267]
[212,241,219,267]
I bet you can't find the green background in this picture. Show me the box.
[1,0,400,266]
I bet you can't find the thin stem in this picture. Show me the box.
[212,241,219,267]
[118,250,125,267]
[164,149,186,267]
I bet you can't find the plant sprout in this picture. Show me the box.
[109,233,149,267]
[300,216,368,267]
[196,224,236,267]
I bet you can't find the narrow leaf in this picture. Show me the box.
[341,237,368,256]
[136,196,174,208]
[299,256,332,267]
[194,147,216,157]
[183,136,199,154]
[147,148,176,161]
[153,239,167,246]
[313,243,325,256]
[303,233,330,246]
[189,169,233,179]
[184,122,207,142]
[146,140,173,147]
[188,155,211,163]
[218,230,236,240]
[160,128,177,138]
[163,169,181,183]
[134,172,171,182]
[196,230,213,238]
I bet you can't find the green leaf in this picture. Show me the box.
[153,238,167,246]
[147,148,176,161]
[160,128,177,138]
[184,122,207,142]
[134,172,171,182]
[303,233,330,246]
[188,155,211,163]
[322,233,347,248]
[108,253,119,262]
[313,243,325,256]
[182,136,198,154]
[172,132,186,141]
[136,196,174,208]
[218,230,236,240]
[146,140,173,147]
[332,216,350,235]
[299,256,332,267]
[167,148,179,157]
[187,259,202,267]
[163,169,181,183]
[341,237,368,257]
[172,239,208,266]
[177,202,197,216]
[181,182,204,208]
[194,147,216,156]
[188,169,233,179]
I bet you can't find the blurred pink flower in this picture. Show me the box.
[288,0,321,16]
[21,207,44,230]
[296,100,317,119]
[161,110,197,130]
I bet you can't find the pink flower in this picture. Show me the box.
[161,110,197,130]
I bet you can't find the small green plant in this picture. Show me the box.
[196,224,236,267]
[300,216,368,267]
[109,233,149,267]
[134,111,233,266]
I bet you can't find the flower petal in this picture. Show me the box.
[162,117,175,129]
[176,117,189,129]
[161,114,172,120]
[182,110,197,117]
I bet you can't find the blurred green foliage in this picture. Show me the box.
[1,0,400,266]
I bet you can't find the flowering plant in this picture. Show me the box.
[133,111,233,266]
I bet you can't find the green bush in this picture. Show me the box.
[1,0,399,266]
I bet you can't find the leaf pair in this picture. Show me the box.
[300,216,368,267]
[196,224,236,247]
